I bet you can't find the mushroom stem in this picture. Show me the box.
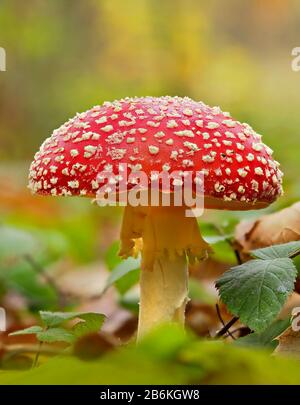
[119,205,211,340]
[137,251,188,339]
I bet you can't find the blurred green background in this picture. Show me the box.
[0,0,300,384]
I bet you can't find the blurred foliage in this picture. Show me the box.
[11,310,105,343]
[0,225,67,309]
[1,324,300,384]
[234,318,291,351]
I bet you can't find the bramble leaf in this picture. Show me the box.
[216,258,297,331]
[251,241,300,260]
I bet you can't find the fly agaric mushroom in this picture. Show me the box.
[28,96,283,338]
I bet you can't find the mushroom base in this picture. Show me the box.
[138,252,188,338]
[119,205,211,339]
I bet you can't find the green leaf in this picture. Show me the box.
[37,328,75,343]
[116,269,140,295]
[73,313,105,338]
[119,290,139,313]
[39,311,86,327]
[104,257,140,294]
[39,311,105,337]
[216,258,297,331]
[293,254,300,276]
[105,241,122,271]
[11,311,105,343]
[252,241,300,260]
[9,326,43,336]
[199,223,236,264]
[203,234,233,245]
[199,222,233,244]
[234,318,291,350]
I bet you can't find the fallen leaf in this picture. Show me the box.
[235,202,300,255]
[73,332,117,360]
[274,306,300,359]
[274,327,300,359]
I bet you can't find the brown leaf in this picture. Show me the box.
[235,201,300,256]
[274,307,300,359]
[278,293,300,319]
[274,329,300,360]
[73,332,117,360]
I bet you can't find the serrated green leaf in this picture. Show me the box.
[39,311,86,327]
[37,328,75,343]
[216,258,297,332]
[39,311,105,337]
[234,318,291,350]
[252,241,300,260]
[73,313,105,338]
[9,326,43,336]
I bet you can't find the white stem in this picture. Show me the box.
[119,205,211,341]
[137,253,188,340]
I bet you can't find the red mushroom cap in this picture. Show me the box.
[28,96,283,210]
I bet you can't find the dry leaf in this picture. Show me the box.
[274,329,300,359]
[278,293,300,319]
[73,332,117,360]
[274,307,300,359]
[235,201,300,257]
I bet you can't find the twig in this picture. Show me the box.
[229,326,251,336]
[32,340,43,368]
[215,304,236,340]
[232,248,243,265]
[215,316,239,338]
[32,325,49,368]
[289,248,300,260]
